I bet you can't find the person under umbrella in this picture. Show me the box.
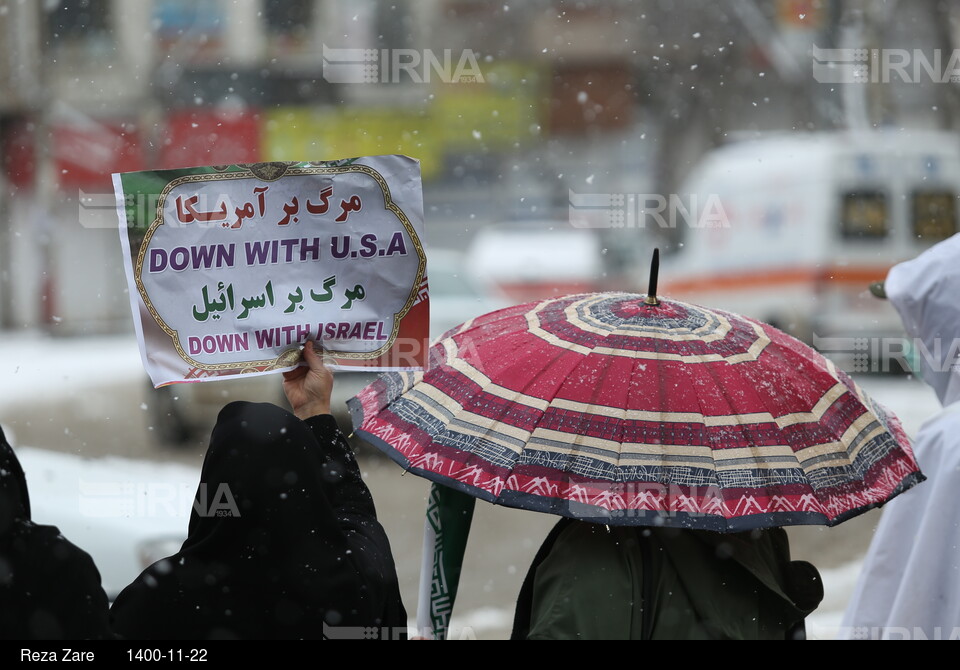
[350,251,922,640]
[109,342,407,640]
[1,425,113,640]
[506,255,823,640]
[510,518,823,640]
[840,233,960,640]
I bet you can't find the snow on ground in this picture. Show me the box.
[0,331,143,408]
[0,330,945,638]
[14,444,195,600]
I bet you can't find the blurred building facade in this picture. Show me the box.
[1,0,958,334]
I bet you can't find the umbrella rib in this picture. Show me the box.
[678,318,814,525]
[745,329,871,519]
[530,333,609,502]
[530,306,630,510]
[678,345,732,527]
[482,334,585,505]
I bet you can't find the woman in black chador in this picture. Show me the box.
[1,427,112,640]
[109,343,407,640]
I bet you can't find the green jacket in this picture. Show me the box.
[511,519,823,640]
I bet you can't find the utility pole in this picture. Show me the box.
[0,3,43,329]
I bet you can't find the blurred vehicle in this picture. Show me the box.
[146,374,286,450]
[329,247,513,425]
[16,444,191,602]
[465,220,609,303]
[423,247,514,338]
[657,129,960,367]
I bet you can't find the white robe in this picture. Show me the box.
[839,402,960,639]
[838,232,960,639]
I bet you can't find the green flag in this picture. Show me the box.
[416,483,476,640]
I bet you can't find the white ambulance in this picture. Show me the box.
[656,129,960,370]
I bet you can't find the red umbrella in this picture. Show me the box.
[349,288,923,533]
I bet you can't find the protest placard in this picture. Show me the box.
[114,155,429,387]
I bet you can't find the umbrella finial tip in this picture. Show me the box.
[645,248,660,305]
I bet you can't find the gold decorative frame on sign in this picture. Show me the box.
[132,163,426,373]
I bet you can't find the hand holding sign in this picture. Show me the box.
[282,341,334,420]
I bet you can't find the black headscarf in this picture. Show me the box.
[0,426,30,534]
[0,426,112,640]
[109,401,407,640]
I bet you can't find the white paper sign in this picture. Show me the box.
[115,156,429,387]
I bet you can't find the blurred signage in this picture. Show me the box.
[153,0,225,38]
[160,109,261,169]
[548,62,633,135]
[0,117,36,189]
[114,156,429,387]
[53,121,143,189]
[777,0,825,29]
[263,107,443,180]
[434,62,546,150]
[261,62,544,180]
